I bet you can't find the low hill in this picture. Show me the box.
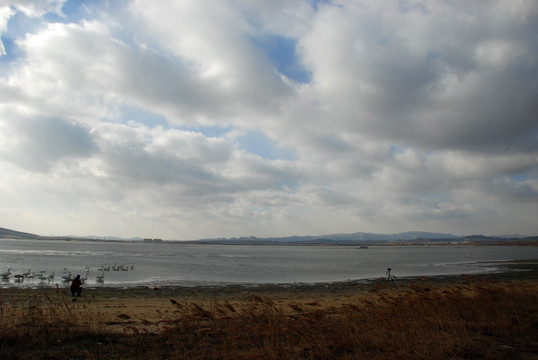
[0,227,39,239]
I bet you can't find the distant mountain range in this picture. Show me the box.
[194,231,535,245]
[197,231,459,243]
[0,226,535,244]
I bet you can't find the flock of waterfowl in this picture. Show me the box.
[0,263,135,285]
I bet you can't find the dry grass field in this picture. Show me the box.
[1,274,537,359]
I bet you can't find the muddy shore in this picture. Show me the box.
[1,259,536,308]
[1,259,537,302]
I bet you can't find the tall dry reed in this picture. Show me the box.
[1,279,537,359]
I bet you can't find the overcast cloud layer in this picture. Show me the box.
[0,0,537,239]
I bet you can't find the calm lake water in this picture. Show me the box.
[0,238,537,288]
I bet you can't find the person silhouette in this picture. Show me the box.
[70,274,82,297]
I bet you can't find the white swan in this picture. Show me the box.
[0,268,11,278]
[61,272,73,281]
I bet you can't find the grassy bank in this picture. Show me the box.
[1,276,537,359]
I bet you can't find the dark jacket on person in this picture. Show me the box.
[70,276,82,291]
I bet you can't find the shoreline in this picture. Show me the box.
[1,259,536,303]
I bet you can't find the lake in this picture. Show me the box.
[0,238,537,288]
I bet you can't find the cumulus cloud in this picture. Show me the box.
[0,0,66,16]
[0,0,536,238]
[129,0,294,121]
[295,1,538,151]
[0,109,96,171]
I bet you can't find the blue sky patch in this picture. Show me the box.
[44,0,87,23]
[194,126,231,138]
[119,105,294,161]
[44,0,128,23]
[0,35,18,66]
[0,11,40,65]
[236,130,296,161]
[250,34,311,84]
[119,104,168,127]
[309,0,333,11]
[119,104,232,139]
[390,144,411,154]
[510,174,532,182]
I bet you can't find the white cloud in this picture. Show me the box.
[0,0,66,17]
[0,0,536,238]
[0,113,96,172]
[129,0,293,121]
[295,1,537,150]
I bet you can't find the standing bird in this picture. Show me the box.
[1,268,11,279]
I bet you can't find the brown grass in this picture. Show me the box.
[1,279,537,359]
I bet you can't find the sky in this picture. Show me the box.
[0,0,537,240]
